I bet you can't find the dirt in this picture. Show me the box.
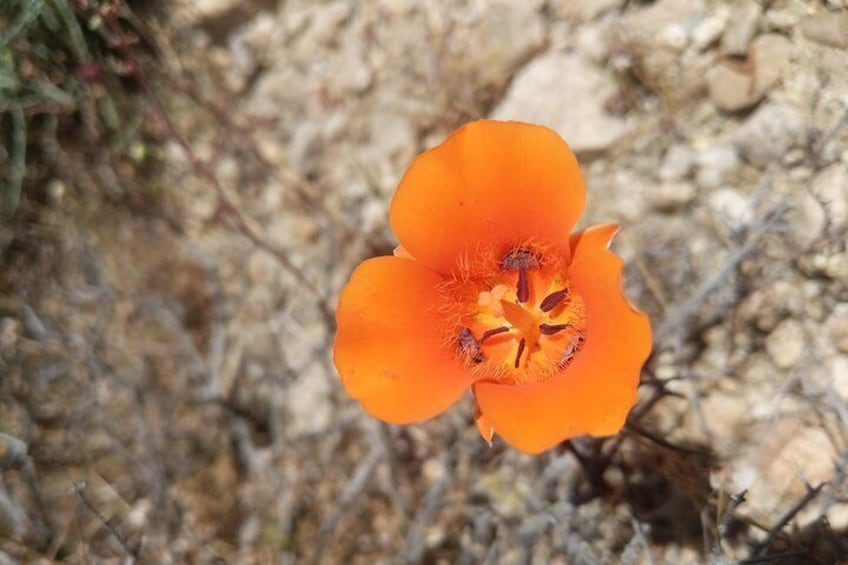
[2,0,848,563]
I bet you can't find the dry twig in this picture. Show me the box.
[72,482,140,562]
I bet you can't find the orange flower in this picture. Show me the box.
[333,120,652,454]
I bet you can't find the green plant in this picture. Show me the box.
[1,0,130,216]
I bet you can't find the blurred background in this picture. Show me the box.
[2,0,848,563]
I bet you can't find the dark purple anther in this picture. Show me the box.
[458,327,485,363]
[516,268,530,303]
[514,338,526,369]
[480,326,510,343]
[558,334,586,368]
[539,289,569,312]
[539,323,570,335]
[501,248,539,271]
[502,248,539,304]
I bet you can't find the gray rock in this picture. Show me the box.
[659,22,689,51]
[721,2,762,56]
[810,163,848,233]
[691,13,728,52]
[826,304,848,354]
[361,111,417,196]
[226,12,277,91]
[801,12,848,49]
[0,432,27,469]
[171,0,254,32]
[288,122,323,176]
[307,1,352,46]
[575,22,612,64]
[708,188,754,229]
[706,63,757,112]
[286,360,333,436]
[370,112,416,164]
[707,34,792,112]
[0,318,20,352]
[612,170,649,221]
[247,64,302,117]
[788,188,827,250]
[834,357,848,406]
[783,149,807,168]
[696,168,723,190]
[733,103,805,168]
[359,198,386,232]
[450,1,545,91]
[0,485,28,540]
[697,145,741,174]
[764,9,802,32]
[492,53,630,157]
[695,146,740,189]
[564,0,625,22]
[328,49,373,94]
[646,181,697,211]
[765,319,805,369]
[751,33,794,95]
[659,144,695,181]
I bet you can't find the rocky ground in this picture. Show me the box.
[2,0,848,563]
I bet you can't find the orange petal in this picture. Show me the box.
[390,120,586,275]
[474,402,495,447]
[333,256,476,423]
[569,223,620,256]
[393,244,414,259]
[474,224,651,454]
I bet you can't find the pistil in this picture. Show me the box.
[458,327,484,363]
[514,338,526,368]
[539,323,570,335]
[516,268,530,303]
[480,326,510,343]
[540,289,569,312]
[501,248,540,305]
[448,246,588,384]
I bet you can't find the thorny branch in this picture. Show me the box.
[749,482,824,558]
[72,482,141,561]
[623,517,655,565]
[709,489,748,560]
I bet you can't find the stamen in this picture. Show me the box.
[539,323,570,335]
[458,327,485,363]
[539,289,569,312]
[514,338,526,368]
[516,268,529,303]
[501,248,540,271]
[558,334,586,368]
[480,326,510,343]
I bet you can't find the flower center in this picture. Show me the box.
[443,247,587,385]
